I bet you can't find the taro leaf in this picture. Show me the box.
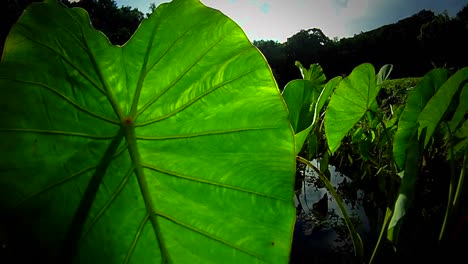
[418,67,468,147]
[282,79,320,154]
[324,63,379,153]
[448,83,468,133]
[392,68,449,171]
[387,128,425,244]
[0,1,296,263]
[456,119,468,138]
[376,64,393,85]
[294,61,326,85]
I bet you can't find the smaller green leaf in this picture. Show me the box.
[418,67,468,147]
[294,61,327,85]
[448,83,468,133]
[325,63,379,153]
[453,138,468,158]
[388,128,425,244]
[385,105,404,128]
[352,127,364,144]
[282,79,321,154]
[376,64,394,85]
[393,68,449,171]
[456,119,468,138]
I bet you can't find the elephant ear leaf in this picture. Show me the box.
[295,61,326,85]
[376,64,393,85]
[282,79,320,154]
[0,1,296,263]
[324,63,379,153]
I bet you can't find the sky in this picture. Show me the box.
[113,0,467,43]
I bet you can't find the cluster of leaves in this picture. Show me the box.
[283,59,467,262]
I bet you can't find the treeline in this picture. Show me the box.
[255,5,468,88]
[1,0,145,50]
[1,1,467,88]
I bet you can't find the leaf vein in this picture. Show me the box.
[142,164,287,201]
[154,211,264,261]
[136,66,262,127]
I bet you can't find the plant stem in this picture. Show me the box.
[439,124,457,241]
[369,207,392,264]
[296,156,364,261]
[439,130,467,241]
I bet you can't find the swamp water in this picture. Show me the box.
[290,160,371,263]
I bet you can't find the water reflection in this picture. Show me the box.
[290,160,370,263]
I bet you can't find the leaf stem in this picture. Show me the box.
[296,156,364,261]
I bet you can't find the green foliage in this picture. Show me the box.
[418,68,468,147]
[325,63,381,153]
[294,61,326,85]
[387,128,425,243]
[393,69,449,171]
[286,59,467,262]
[282,79,320,154]
[0,1,296,263]
[282,61,328,154]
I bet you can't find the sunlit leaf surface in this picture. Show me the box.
[324,63,379,153]
[0,1,296,263]
[392,69,449,171]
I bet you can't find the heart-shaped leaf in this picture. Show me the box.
[282,79,320,154]
[294,61,326,85]
[376,64,393,85]
[324,63,379,153]
[0,1,296,263]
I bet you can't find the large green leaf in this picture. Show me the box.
[418,67,468,147]
[324,63,379,153]
[392,68,449,171]
[0,1,296,263]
